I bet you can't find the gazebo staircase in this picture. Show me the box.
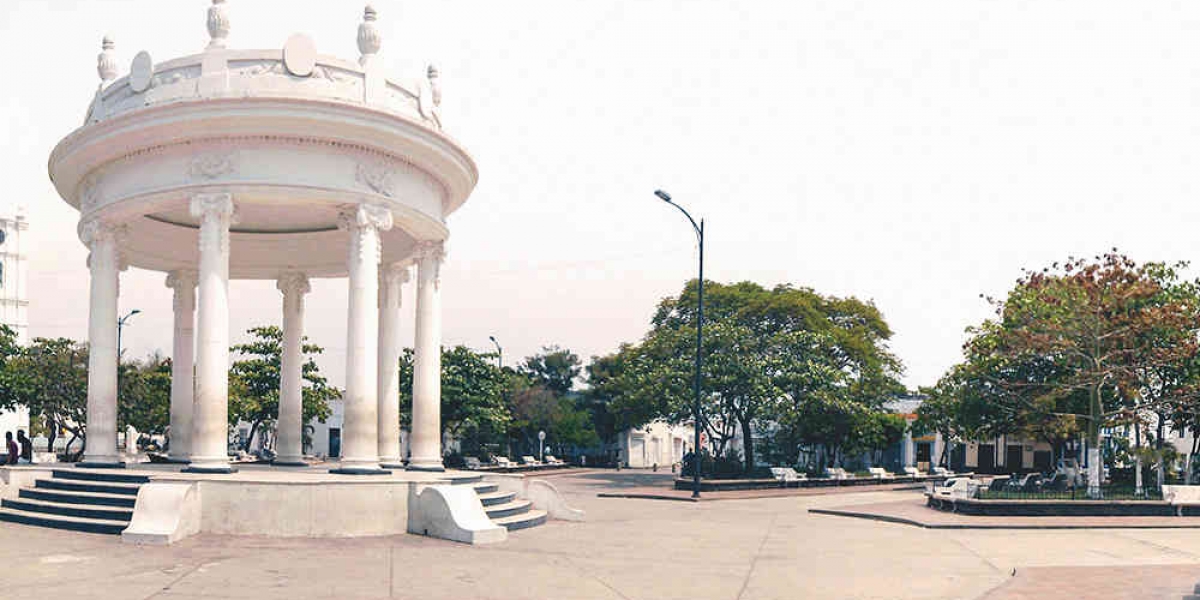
[454,475,547,531]
[0,469,147,535]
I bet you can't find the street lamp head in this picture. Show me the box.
[130,309,142,316]
[654,189,672,203]
[489,335,497,343]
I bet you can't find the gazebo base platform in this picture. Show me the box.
[0,464,563,545]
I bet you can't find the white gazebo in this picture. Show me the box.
[48,1,477,475]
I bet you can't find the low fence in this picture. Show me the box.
[978,486,1164,501]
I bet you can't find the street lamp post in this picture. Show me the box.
[117,309,142,359]
[655,189,704,499]
[489,335,502,369]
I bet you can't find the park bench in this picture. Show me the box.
[543,455,565,466]
[493,456,515,468]
[867,467,894,481]
[520,456,543,467]
[770,467,807,484]
[824,467,851,480]
[1162,485,1200,516]
[464,457,484,470]
[903,467,926,480]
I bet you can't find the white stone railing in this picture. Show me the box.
[88,49,434,131]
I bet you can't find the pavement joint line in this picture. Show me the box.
[735,513,778,600]
[947,532,1007,576]
[141,560,211,600]
[565,556,633,600]
[1109,530,1200,560]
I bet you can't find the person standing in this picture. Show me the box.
[4,432,17,465]
[16,430,32,464]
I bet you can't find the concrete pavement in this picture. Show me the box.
[0,471,1196,599]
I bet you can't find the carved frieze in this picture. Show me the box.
[189,152,238,181]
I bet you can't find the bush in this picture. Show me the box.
[443,451,467,469]
[681,449,746,479]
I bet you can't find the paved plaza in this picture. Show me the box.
[0,471,1196,599]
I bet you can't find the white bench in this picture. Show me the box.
[824,467,851,480]
[520,456,542,467]
[493,456,514,468]
[1162,485,1200,516]
[543,455,565,466]
[867,467,894,480]
[903,467,925,479]
[770,467,807,483]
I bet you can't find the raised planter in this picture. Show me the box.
[926,494,1192,517]
[674,475,944,492]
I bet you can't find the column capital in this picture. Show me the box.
[380,261,412,285]
[165,269,199,291]
[338,203,394,233]
[166,269,199,313]
[413,239,446,263]
[78,218,127,248]
[276,271,312,297]
[189,192,237,221]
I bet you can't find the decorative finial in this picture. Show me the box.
[207,0,230,50]
[358,4,382,66]
[427,65,441,107]
[97,36,118,85]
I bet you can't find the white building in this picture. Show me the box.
[617,421,694,468]
[0,209,29,440]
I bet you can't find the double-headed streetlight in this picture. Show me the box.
[489,335,503,369]
[117,309,142,359]
[655,189,704,499]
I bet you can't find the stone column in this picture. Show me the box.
[332,204,393,474]
[165,270,197,463]
[184,193,237,474]
[409,240,445,471]
[274,272,310,466]
[377,262,410,469]
[79,220,123,468]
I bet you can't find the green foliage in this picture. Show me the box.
[7,336,88,456]
[229,326,337,451]
[118,352,172,434]
[398,345,512,453]
[519,345,582,395]
[589,280,904,473]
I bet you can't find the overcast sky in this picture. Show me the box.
[3,0,1200,390]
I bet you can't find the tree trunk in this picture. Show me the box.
[1156,411,1166,491]
[1135,455,1144,497]
[740,417,755,474]
[1087,386,1103,498]
[243,419,261,452]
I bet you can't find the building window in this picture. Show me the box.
[0,262,6,287]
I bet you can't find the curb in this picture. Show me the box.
[808,508,1200,530]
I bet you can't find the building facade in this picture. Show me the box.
[0,209,29,441]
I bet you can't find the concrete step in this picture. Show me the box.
[52,469,150,485]
[492,509,547,532]
[36,478,141,496]
[476,491,517,507]
[0,507,128,535]
[2,497,134,522]
[20,487,138,508]
[449,474,483,485]
[472,483,499,495]
[484,499,532,520]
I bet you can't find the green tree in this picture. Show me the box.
[229,326,337,452]
[397,345,512,455]
[118,352,172,435]
[945,253,1200,497]
[519,345,581,395]
[596,280,903,473]
[8,337,88,458]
